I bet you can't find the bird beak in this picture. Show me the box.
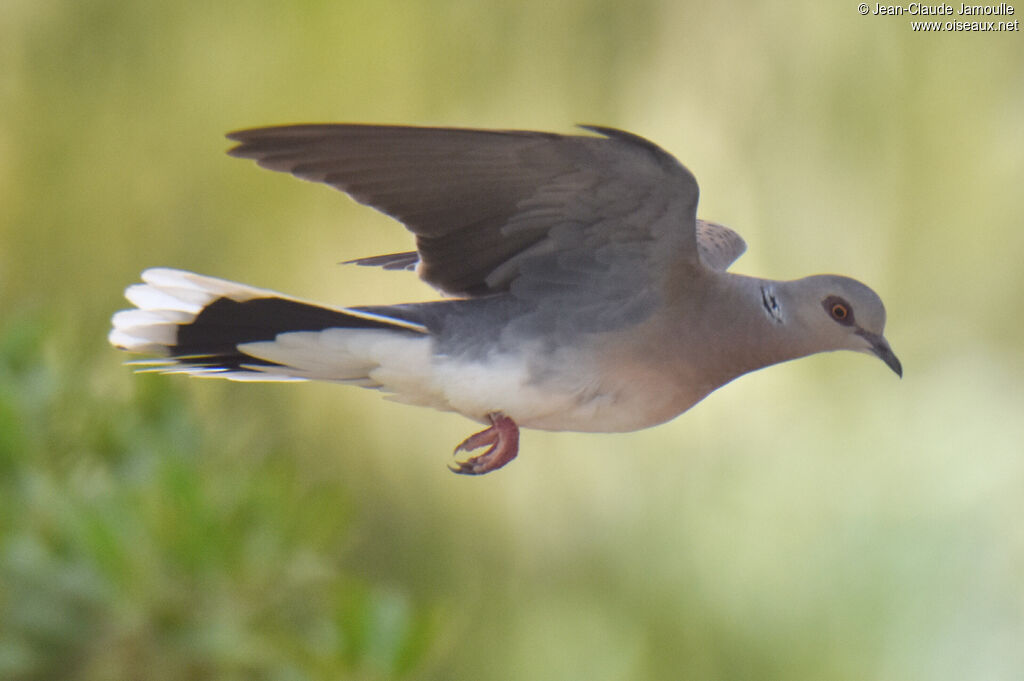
[859,331,902,378]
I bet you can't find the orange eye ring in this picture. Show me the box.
[822,295,855,325]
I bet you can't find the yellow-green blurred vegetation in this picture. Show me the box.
[2,0,1023,679]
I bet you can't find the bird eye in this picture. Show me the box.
[822,295,855,325]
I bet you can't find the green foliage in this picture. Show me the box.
[0,315,437,680]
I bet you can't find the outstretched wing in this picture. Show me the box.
[227,124,702,300]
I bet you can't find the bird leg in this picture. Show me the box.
[449,412,520,475]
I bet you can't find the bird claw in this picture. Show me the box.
[449,412,520,475]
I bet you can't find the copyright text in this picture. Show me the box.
[857,2,1020,29]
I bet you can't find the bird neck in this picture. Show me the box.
[694,274,820,384]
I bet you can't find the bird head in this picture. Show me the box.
[790,274,902,377]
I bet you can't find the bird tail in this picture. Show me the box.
[109,268,429,383]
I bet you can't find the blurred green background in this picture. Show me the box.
[2,0,1023,679]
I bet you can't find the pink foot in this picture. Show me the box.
[449,412,520,475]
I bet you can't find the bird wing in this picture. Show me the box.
[227,124,703,303]
[695,220,746,271]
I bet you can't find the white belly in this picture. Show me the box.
[243,329,707,434]
[373,338,704,433]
